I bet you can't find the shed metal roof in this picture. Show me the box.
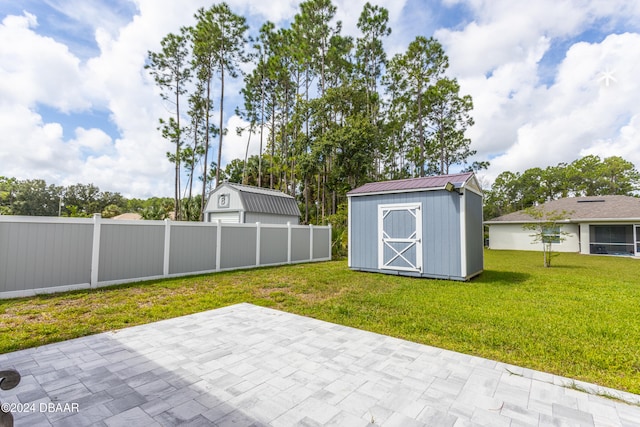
[223,183,300,217]
[485,195,640,223]
[347,172,476,196]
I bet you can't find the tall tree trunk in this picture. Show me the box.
[215,55,225,188]
[304,177,309,224]
[174,84,181,221]
[242,130,251,184]
[187,110,200,220]
[200,77,212,221]
[270,100,276,189]
[259,79,265,187]
[417,85,424,177]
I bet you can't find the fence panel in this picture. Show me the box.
[313,227,331,260]
[98,222,164,283]
[259,226,289,265]
[220,225,257,269]
[0,218,92,296]
[169,223,217,275]
[291,227,311,262]
[0,215,331,299]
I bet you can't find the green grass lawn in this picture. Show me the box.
[1,250,639,395]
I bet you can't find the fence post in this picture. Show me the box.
[310,224,314,261]
[216,220,222,271]
[255,222,261,266]
[287,222,292,264]
[163,219,171,277]
[328,223,332,260]
[90,213,102,288]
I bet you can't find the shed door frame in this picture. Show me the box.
[378,203,423,273]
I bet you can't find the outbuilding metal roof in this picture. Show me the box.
[347,172,476,196]
[225,183,300,217]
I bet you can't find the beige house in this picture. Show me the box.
[485,195,640,257]
[111,213,143,220]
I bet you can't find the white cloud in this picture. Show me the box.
[69,127,112,152]
[0,105,76,181]
[437,1,568,77]
[485,32,640,178]
[437,0,627,79]
[580,114,640,162]
[0,6,175,197]
[0,12,89,112]
[432,1,640,185]
[224,0,299,24]
[458,36,549,155]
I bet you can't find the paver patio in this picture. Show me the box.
[2,303,640,426]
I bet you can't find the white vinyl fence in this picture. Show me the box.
[0,215,331,299]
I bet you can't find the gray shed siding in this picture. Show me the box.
[98,223,164,282]
[0,221,92,292]
[169,225,217,274]
[350,191,464,279]
[465,191,484,278]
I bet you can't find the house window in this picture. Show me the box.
[589,225,634,255]
[542,226,560,244]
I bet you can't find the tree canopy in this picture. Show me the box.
[0,177,183,220]
[146,0,481,225]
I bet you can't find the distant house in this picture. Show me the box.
[111,213,142,220]
[347,172,484,281]
[203,183,300,224]
[485,195,640,256]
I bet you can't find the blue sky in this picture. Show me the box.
[1,0,639,198]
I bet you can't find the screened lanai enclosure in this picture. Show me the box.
[589,224,640,256]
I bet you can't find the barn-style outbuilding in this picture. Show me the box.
[347,172,484,281]
[204,183,300,224]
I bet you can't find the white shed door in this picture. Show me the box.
[208,211,240,223]
[378,203,422,273]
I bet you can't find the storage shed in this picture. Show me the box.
[204,183,300,224]
[347,172,483,281]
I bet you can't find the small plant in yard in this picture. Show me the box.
[522,206,573,267]
[327,204,348,259]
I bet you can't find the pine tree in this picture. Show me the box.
[146,29,191,220]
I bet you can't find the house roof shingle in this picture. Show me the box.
[486,195,640,223]
[347,172,476,196]
[111,212,143,220]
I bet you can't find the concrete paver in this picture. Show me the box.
[2,303,640,426]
